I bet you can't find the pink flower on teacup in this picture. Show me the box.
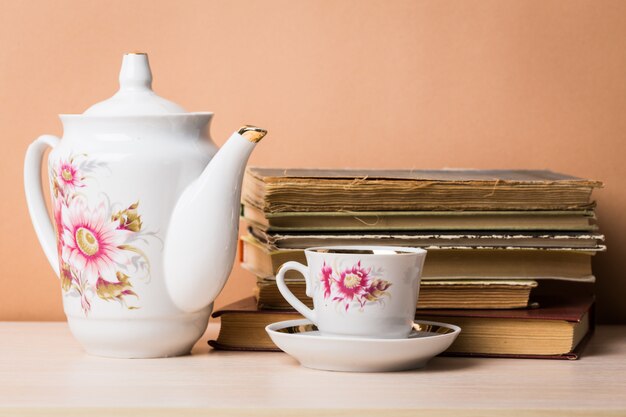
[320,262,333,299]
[320,261,392,311]
[335,262,380,311]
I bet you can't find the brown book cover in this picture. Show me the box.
[242,204,598,232]
[256,279,538,310]
[416,294,592,322]
[415,294,595,359]
[209,295,594,359]
[212,296,288,318]
[240,234,597,282]
[248,225,605,250]
[247,167,597,182]
[243,168,602,213]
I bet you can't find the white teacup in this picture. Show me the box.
[276,246,427,339]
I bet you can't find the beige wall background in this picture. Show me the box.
[1,0,625,322]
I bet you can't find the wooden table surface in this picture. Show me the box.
[0,322,624,417]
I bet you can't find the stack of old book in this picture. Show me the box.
[210,168,604,359]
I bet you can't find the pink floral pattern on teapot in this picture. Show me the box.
[50,154,153,315]
[319,261,392,311]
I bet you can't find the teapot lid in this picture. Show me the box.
[84,53,187,116]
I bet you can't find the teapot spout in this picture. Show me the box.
[164,126,267,313]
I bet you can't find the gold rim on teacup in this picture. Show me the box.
[305,245,426,256]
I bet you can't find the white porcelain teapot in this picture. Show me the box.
[24,53,267,358]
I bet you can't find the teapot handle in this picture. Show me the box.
[24,135,60,277]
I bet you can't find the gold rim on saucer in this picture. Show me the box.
[275,321,456,337]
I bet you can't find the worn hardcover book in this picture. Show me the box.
[242,204,598,232]
[243,168,602,213]
[240,234,597,282]
[255,279,538,310]
[209,295,594,359]
[414,295,594,359]
[248,226,605,250]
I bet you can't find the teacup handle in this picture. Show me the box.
[276,261,317,324]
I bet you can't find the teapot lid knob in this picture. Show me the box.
[119,52,152,91]
[83,52,187,115]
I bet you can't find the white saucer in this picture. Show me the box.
[266,319,461,372]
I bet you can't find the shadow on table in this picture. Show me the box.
[414,356,480,373]
[580,326,626,357]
